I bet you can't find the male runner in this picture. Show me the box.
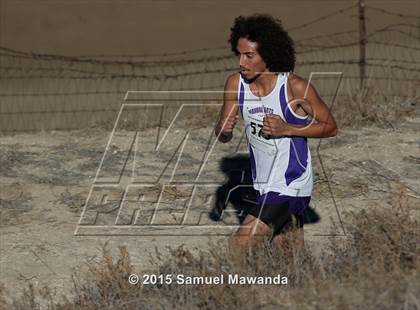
[215,14,337,249]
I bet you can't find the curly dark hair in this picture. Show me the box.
[229,14,296,72]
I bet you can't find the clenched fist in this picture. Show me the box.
[262,113,290,136]
[219,114,239,134]
[215,114,239,143]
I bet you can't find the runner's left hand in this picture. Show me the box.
[262,114,290,136]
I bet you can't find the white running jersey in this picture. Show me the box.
[237,73,313,197]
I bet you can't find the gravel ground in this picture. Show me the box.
[0,115,419,300]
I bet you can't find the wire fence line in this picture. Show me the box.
[1,22,416,65]
[0,4,419,132]
[366,5,420,21]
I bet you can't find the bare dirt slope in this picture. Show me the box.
[0,114,419,300]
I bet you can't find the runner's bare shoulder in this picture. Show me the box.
[224,72,241,94]
[287,72,309,97]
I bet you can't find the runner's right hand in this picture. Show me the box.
[219,114,239,134]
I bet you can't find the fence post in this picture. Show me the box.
[358,0,366,89]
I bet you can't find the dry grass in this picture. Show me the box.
[1,193,419,310]
[333,82,418,129]
[112,81,419,133]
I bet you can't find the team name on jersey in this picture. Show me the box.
[248,106,274,114]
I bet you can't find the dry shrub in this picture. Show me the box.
[332,82,417,129]
[292,199,420,310]
[67,243,140,309]
[1,197,419,310]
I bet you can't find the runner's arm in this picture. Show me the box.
[263,77,337,138]
[215,73,240,143]
[287,78,338,137]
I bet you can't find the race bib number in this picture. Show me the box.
[248,118,277,155]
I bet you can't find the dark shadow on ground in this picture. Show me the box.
[210,154,320,225]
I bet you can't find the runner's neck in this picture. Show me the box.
[250,73,279,98]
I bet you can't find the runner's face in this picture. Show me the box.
[236,38,268,80]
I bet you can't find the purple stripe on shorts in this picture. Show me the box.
[257,191,311,215]
[285,137,308,186]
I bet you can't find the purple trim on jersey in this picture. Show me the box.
[279,84,308,125]
[285,137,308,185]
[279,84,288,119]
[278,84,309,185]
[249,145,256,181]
[257,191,311,215]
[238,82,244,116]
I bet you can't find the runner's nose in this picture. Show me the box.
[239,55,246,68]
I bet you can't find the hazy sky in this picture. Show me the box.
[1,0,418,55]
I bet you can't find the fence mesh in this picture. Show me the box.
[0,4,419,132]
